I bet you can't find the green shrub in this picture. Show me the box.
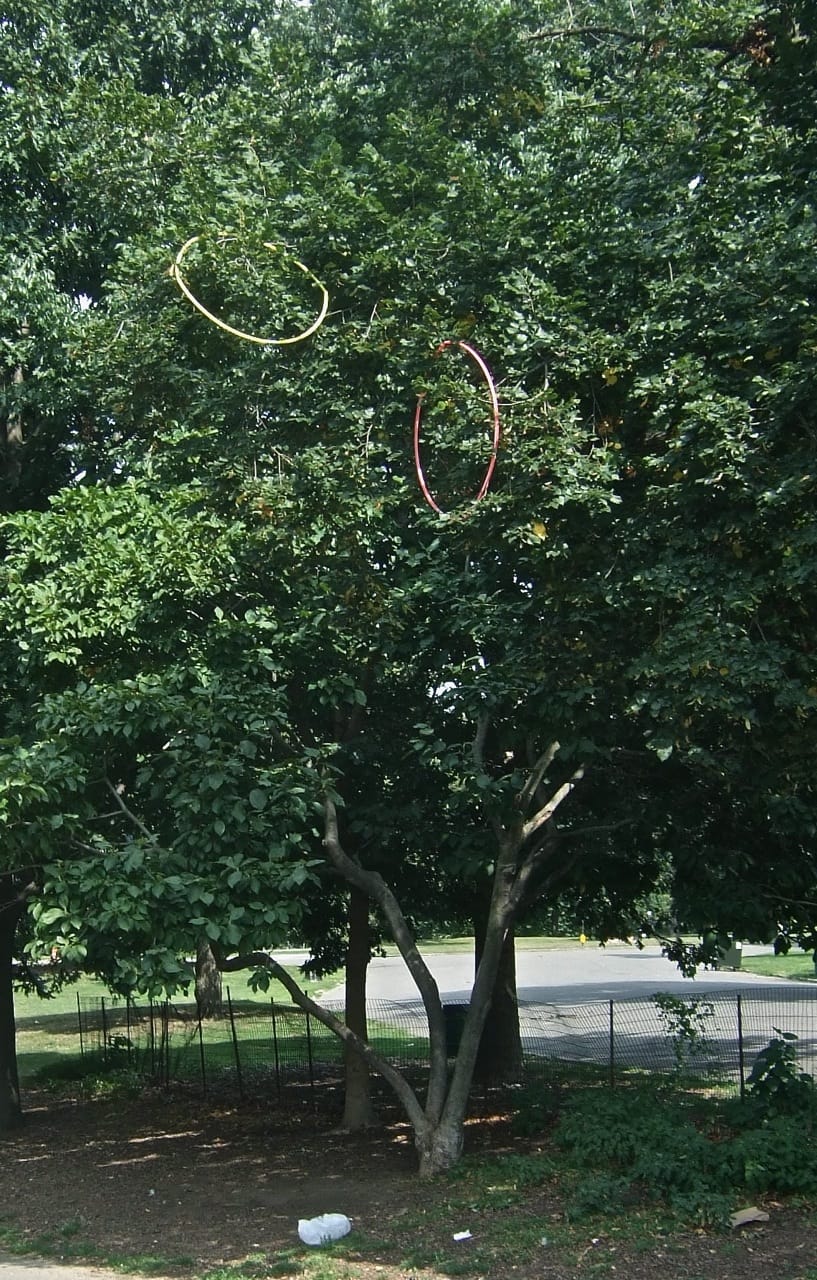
[509,1083,562,1138]
[554,1087,736,1201]
[735,1115,817,1194]
[653,993,715,1072]
[30,1047,142,1097]
[564,1173,632,1221]
[745,1030,815,1118]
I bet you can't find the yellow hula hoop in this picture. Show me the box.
[169,234,329,346]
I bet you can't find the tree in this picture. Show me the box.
[1,0,816,1165]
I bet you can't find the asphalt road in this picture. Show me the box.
[319,941,811,1005]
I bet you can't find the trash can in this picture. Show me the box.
[721,940,743,969]
[442,1004,469,1057]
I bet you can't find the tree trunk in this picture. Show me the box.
[342,886,378,1130]
[416,1115,466,1177]
[474,919,523,1083]
[4,321,28,493]
[0,878,24,1131]
[195,937,223,1019]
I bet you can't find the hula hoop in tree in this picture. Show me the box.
[413,339,500,516]
[169,234,329,346]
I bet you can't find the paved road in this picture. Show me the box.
[0,1263,151,1280]
[318,942,812,1005]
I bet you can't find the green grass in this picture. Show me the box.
[403,933,590,954]
[741,950,816,981]
[0,1216,195,1274]
[14,964,338,1024]
[14,965,343,1084]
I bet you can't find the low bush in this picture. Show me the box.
[522,1033,817,1227]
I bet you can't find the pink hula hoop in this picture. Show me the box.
[413,339,500,516]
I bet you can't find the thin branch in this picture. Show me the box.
[526,24,651,44]
[511,840,581,917]
[104,778,155,841]
[0,880,37,918]
[0,865,41,883]
[555,817,634,842]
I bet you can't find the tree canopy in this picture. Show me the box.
[1,0,816,1158]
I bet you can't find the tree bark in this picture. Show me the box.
[342,885,378,1129]
[195,937,223,1019]
[474,920,523,1083]
[0,877,24,1131]
[4,321,28,492]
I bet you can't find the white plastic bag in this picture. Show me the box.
[297,1213,352,1246]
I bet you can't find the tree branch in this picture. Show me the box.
[104,778,155,841]
[0,879,37,918]
[524,24,736,55]
[516,740,560,814]
[522,764,585,844]
[322,793,448,1120]
[220,951,428,1134]
[510,838,581,919]
[526,24,652,45]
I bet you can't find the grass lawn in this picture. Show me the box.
[13,964,342,1082]
[741,949,816,982]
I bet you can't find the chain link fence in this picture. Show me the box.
[75,985,817,1100]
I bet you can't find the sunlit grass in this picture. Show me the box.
[741,950,816,981]
[14,965,343,1084]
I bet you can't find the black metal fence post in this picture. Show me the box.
[271,1000,281,1098]
[163,1001,171,1088]
[198,1011,207,1095]
[609,999,615,1088]
[305,1005,315,1111]
[737,994,745,1101]
[226,987,245,1100]
[149,1000,157,1078]
[76,993,84,1060]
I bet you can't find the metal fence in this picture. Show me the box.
[76,985,817,1099]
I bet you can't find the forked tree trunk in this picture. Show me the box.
[0,879,23,1131]
[195,937,223,1019]
[342,886,378,1129]
[232,748,583,1178]
[416,1115,466,1177]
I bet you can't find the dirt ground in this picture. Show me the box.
[2,1080,817,1280]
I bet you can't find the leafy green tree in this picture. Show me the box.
[2,0,816,1167]
[0,0,298,1126]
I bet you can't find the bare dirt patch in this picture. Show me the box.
[1,1080,817,1280]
